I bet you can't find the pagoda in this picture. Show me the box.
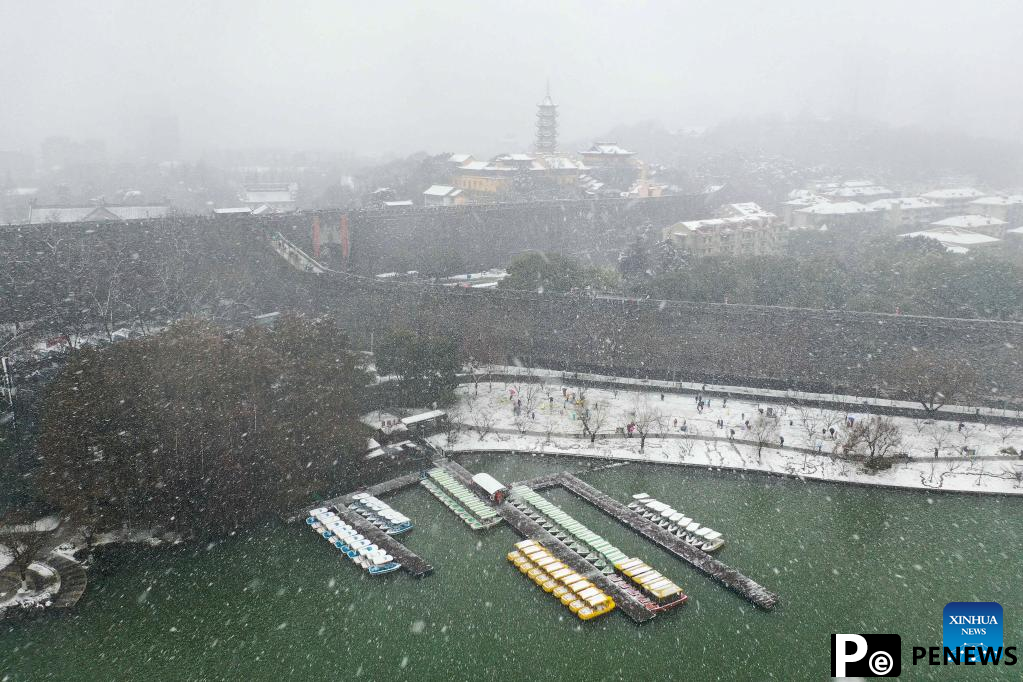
[534,81,558,154]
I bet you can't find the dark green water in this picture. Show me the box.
[3,454,1022,681]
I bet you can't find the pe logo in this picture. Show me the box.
[944,602,1003,663]
[831,634,901,677]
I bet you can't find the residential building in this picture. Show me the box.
[663,202,781,257]
[898,226,1001,253]
[968,195,1023,224]
[919,188,987,214]
[868,196,943,229]
[930,214,1007,238]
[791,201,883,230]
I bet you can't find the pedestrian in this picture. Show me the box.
[789,420,793,426]
[741,412,745,420]
[816,441,823,453]
[958,422,965,433]
[829,426,836,438]
[660,393,664,401]
[706,399,711,408]
[729,429,735,440]
[723,397,728,407]
[531,411,535,420]
[779,435,785,446]
[745,419,750,429]
[934,447,939,458]
[673,418,678,428]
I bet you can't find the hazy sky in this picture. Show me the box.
[2,0,1022,158]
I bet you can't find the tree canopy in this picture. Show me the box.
[375,329,462,407]
[501,252,621,294]
[35,315,372,537]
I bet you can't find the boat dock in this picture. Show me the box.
[331,506,433,578]
[285,471,423,522]
[496,499,656,624]
[555,473,778,610]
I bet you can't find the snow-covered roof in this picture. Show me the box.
[826,185,893,198]
[214,206,252,214]
[1007,226,1023,235]
[969,195,1023,206]
[728,202,775,219]
[795,201,879,215]
[382,200,413,207]
[423,185,461,197]
[27,205,168,224]
[783,194,829,207]
[540,156,588,171]
[867,197,940,211]
[107,205,169,220]
[401,409,446,425]
[458,161,492,171]
[448,153,473,164]
[899,226,1000,251]
[920,187,985,200]
[471,472,507,495]
[580,141,635,156]
[242,183,297,204]
[500,153,535,162]
[931,214,1006,229]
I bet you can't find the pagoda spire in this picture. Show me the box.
[535,81,558,154]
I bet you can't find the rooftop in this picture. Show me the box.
[580,141,635,156]
[970,195,1023,206]
[423,185,462,198]
[868,197,940,211]
[931,214,1007,229]
[920,187,986,201]
[795,201,879,215]
[899,226,1001,251]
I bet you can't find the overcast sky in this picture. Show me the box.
[2,0,1022,158]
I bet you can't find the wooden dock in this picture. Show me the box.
[557,473,778,609]
[332,506,433,578]
[496,501,656,624]
[285,471,423,522]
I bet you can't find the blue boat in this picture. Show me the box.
[368,562,402,575]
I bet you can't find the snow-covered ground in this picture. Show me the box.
[434,379,1023,496]
[477,364,1023,420]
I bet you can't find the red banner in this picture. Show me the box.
[340,214,350,263]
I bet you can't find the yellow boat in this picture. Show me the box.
[527,567,544,579]
[560,592,577,606]
[507,550,523,562]
[541,578,559,592]
[568,599,585,613]
[518,561,534,574]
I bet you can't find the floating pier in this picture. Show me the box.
[556,473,778,610]
[496,497,656,623]
[331,506,433,578]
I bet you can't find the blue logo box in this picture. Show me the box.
[944,602,1003,662]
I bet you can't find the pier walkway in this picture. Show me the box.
[331,506,433,578]
[557,473,778,609]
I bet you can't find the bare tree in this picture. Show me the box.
[470,407,496,440]
[927,423,956,458]
[4,532,49,590]
[843,416,904,470]
[578,398,610,443]
[749,415,779,462]
[903,355,976,415]
[631,398,665,452]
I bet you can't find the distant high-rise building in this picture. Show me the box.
[534,82,558,154]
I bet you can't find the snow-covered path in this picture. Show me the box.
[434,379,1023,496]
